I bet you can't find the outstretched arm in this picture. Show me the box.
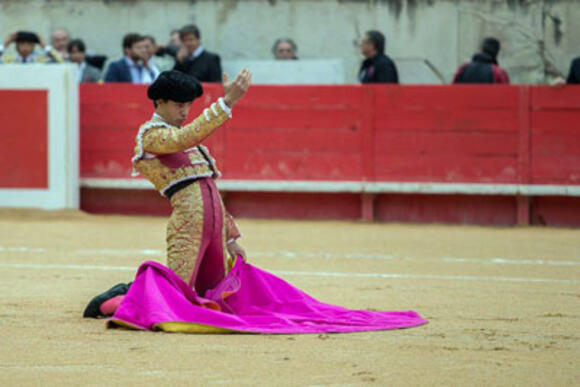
[142,98,231,154]
[142,68,252,154]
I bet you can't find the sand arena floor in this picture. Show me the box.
[0,209,578,386]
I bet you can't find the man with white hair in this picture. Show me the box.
[51,28,70,59]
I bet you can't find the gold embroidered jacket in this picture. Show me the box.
[132,97,241,241]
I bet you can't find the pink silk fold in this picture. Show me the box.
[109,259,428,334]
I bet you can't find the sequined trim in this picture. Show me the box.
[131,117,172,176]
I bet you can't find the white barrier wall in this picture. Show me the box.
[0,65,79,209]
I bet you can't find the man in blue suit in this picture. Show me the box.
[104,33,156,83]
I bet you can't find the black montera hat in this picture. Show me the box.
[147,70,203,102]
[15,31,40,44]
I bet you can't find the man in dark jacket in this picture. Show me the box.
[358,30,398,84]
[104,33,151,83]
[174,24,222,83]
[566,57,580,84]
[453,37,509,84]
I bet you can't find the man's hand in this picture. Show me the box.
[223,68,252,108]
[176,46,188,63]
[227,240,247,262]
[551,76,566,88]
[37,34,46,49]
[3,32,16,47]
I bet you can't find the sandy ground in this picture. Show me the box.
[0,209,578,386]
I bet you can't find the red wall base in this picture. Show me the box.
[531,196,580,227]
[80,188,580,226]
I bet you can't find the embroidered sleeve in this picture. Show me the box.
[142,98,232,154]
[225,210,241,243]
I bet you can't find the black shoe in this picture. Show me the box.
[83,282,131,318]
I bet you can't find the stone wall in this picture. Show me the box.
[0,0,577,83]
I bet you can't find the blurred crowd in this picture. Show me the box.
[1,25,578,85]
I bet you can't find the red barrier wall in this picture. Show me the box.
[0,90,48,188]
[79,84,580,226]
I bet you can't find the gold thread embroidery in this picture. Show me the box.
[167,182,204,285]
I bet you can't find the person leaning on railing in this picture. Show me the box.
[0,31,64,64]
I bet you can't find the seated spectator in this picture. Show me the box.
[174,24,222,82]
[51,28,70,60]
[0,31,64,64]
[359,30,398,84]
[143,35,173,73]
[104,33,155,83]
[272,38,298,60]
[67,39,101,83]
[453,37,509,84]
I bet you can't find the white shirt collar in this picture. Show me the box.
[124,56,140,67]
[77,62,86,82]
[192,46,205,59]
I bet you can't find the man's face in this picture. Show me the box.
[156,100,193,127]
[143,39,156,60]
[275,42,295,60]
[69,46,85,64]
[51,30,69,52]
[16,42,35,58]
[126,40,147,62]
[181,33,200,54]
[169,32,181,47]
[360,35,376,58]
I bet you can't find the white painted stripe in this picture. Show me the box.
[1,246,578,267]
[0,262,576,284]
[80,178,580,197]
[0,262,136,271]
[273,270,579,284]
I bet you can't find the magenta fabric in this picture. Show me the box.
[190,178,225,293]
[109,259,428,334]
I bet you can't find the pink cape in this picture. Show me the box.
[108,259,428,334]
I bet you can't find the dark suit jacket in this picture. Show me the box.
[174,50,222,83]
[567,57,580,84]
[359,54,399,84]
[81,63,102,83]
[104,58,132,83]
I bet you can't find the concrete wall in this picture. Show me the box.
[0,0,578,84]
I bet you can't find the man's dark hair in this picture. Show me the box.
[179,24,200,40]
[481,37,501,60]
[67,39,86,53]
[122,33,143,50]
[143,35,156,45]
[365,30,386,54]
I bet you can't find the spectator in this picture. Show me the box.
[67,39,101,83]
[453,37,509,84]
[174,24,222,82]
[51,28,70,59]
[169,29,181,48]
[104,33,153,83]
[565,57,580,84]
[154,30,180,58]
[272,38,298,60]
[358,30,398,84]
[0,31,63,63]
[143,35,173,73]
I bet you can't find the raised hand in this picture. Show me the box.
[3,32,16,47]
[223,68,252,108]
